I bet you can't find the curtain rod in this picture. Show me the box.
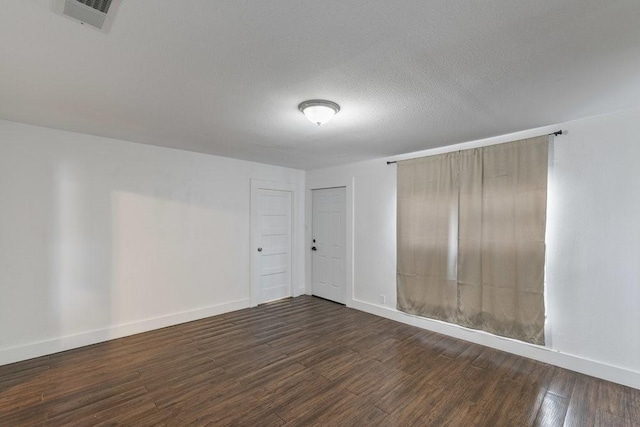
[386,130,563,164]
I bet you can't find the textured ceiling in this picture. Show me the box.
[1,1,639,169]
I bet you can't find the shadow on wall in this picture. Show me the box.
[50,160,114,350]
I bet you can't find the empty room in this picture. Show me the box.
[1,1,640,425]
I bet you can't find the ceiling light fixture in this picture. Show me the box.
[298,99,340,126]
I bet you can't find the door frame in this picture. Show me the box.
[250,179,297,307]
[306,178,354,307]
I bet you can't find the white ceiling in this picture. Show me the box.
[1,1,639,169]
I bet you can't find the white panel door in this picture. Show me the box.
[255,189,292,304]
[312,187,346,304]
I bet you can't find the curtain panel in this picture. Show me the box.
[396,136,549,345]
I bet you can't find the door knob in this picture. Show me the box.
[257,247,263,252]
[311,246,317,251]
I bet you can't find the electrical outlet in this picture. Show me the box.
[379,294,386,305]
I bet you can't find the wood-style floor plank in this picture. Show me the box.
[533,391,569,427]
[1,295,639,426]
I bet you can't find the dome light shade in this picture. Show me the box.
[298,100,340,126]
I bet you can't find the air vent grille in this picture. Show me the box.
[63,0,107,29]
[75,0,113,14]
[54,0,121,33]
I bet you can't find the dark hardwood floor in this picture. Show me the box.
[1,296,639,426]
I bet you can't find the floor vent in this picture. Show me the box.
[53,0,122,33]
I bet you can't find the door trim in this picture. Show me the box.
[250,179,297,307]
[305,178,354,307]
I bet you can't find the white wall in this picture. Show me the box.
[307,106,640,389]
[0,119,305,365]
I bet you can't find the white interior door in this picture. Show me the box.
[253,187,292,305]
[312,187,346,304]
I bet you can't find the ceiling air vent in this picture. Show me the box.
[53,0,123,33]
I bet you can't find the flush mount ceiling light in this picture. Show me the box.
[298,100,340,126]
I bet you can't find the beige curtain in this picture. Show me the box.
[397,136,548,345]
[397,153,459,323]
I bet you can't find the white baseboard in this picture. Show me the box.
[349,299,640,390]
[0,299,250,367]
[5,296,638,390]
